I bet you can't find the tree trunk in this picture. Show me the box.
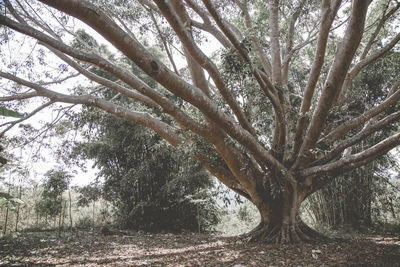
[15,186,22,232]
[3,205,9,235]
[36,211,39,228]
[246,187,324,244]
[196,203,200,234]
[92,201,95,227]
[3,187,11,235]
[68,190,73,229]
[59,201,63,230]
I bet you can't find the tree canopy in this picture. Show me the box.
[0,0,399,243]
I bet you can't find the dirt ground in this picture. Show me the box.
[0,230,399,266]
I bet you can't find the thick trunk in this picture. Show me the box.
[246,188,324,244]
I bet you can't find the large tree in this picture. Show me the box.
[0,0,399,243]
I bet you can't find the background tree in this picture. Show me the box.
[35,169,71,229]
[62,30,219,232]
[70,109,219,232]
[76,182,102,228]
[0,0,399,243]
[0,107,24,223]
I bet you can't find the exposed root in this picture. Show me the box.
[246,221,327,244]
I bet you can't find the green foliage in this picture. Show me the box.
[35,169,71,218]
[0,191,23,211]
[41,169,71,199]
[72,113,219,232]
[0,106,24,119]
[0,145,7,166]
[71,29,99,51]
[77,182,102,207]
[75,215,93,229]
[215,199,260,236]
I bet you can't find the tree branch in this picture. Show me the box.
[0,14,212,140]
[184,0,233,48]
[301,131,400,178]
[2,5,284,172]
[268,0,283,84]
[239,0,272,77]
[336,32,400,104]
[155,0,257,137]
[0,71,184,147]
[201,0,286,146]
[282,0,309,85]
[147,8,180,76]
[291,0,341,163]
[319,79,400,145]
[313,110,400,166]
[359,2,400,61]
[45,44,159,108]
[293,0,370,169]
[0,101,54,137]
[0,92,38,101]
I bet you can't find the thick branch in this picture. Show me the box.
[0,14,210,139]
[313,110,400,165]
[293,0,370,169]
[269,0,282,84]
[301,131,400,178]
[155,0,257,137]
[336,32,400,104]
[0,71,183,146]
[319,79,400,145]
[0,92,38,101]
[94,98,183,147]
[2,4,284,171]
[45,45,159,108]
[201,0,285,148]
[291,0,341,161]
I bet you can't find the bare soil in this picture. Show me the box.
[0,230,399,266]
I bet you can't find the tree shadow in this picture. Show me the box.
[1,230,399,266]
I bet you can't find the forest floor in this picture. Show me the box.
[0,229,399,266]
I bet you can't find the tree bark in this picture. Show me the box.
[92,201,95,227]
[69,190,73,229]
[246,182,324,244]
[3,186,11,235]
[15,186,22,232]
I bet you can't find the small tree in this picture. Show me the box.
[0,107,24,234]
[77,182,102,227]
[35,169,71,229]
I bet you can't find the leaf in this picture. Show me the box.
[0,106,24,118]
[0,156,7,165]
[0,192,24,211]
